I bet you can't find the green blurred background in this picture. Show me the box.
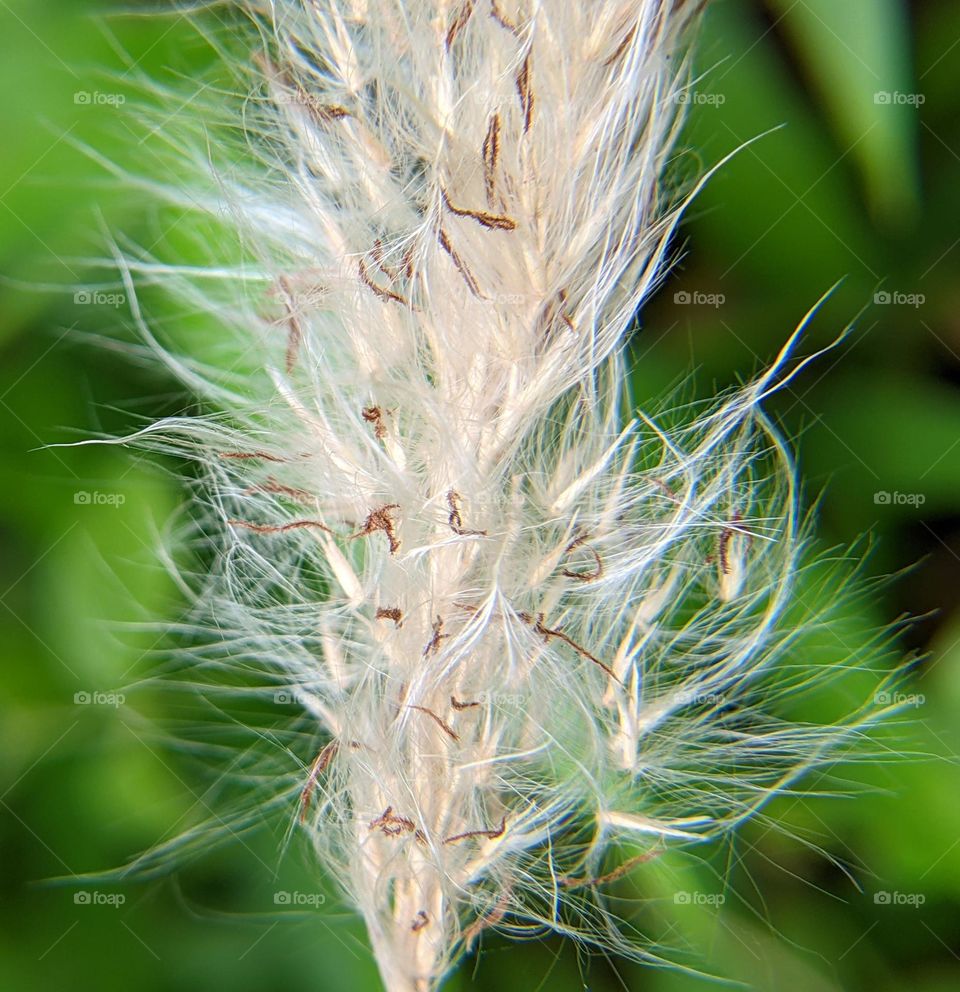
[2,1,959,989]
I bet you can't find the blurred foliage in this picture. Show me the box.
[2,0,958,990]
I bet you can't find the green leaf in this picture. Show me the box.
[767,0,920,225]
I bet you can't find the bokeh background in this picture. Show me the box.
[2,1,959,989]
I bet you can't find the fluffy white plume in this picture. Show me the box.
[89,1,893,989]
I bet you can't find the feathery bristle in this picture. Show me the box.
[88,3,896,990]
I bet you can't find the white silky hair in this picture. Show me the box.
[87,1,898,990]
